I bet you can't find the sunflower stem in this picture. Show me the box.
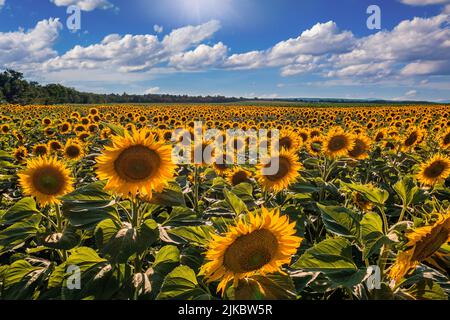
[397,203,407,223]
[131,199,142,277]
[378,205,389,235]
[193,166,200,214]
[54,204,67,262]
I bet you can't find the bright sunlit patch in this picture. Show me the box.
[142,0,236,23]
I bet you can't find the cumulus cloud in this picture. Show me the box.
[3,14,450,86]
[169,42,227,70]
[328,15,450,80]
[225,21,355,71]
[43,20,221,73]
[50,0,115,11]
[0,0,5,10]
[267,21,355,61]
[161,20,220,52]
[145,87,160,94]
[0,18,62,71]
[400,60,450,76]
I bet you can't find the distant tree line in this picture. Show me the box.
[0,69,245,105]
[0,69,439,106]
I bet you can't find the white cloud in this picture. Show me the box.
[50,0,114,11]
[3,13,450,90]
[400,60,450,76]
[225,51,265,69]
[169,42,227,70]
[145,87,160,94]
[399,0,449,6]
[225,21,355,70]
[44,20,221,74]
[267,21,355,61]
[0,0,5,10]
[405,90,417,96]
[329,15,450,79]
[153,24,163,34]
[0,18,62,71]
[162,20,220,52]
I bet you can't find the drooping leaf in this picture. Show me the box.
[157,265,210,300]
[61,181,118,230]
[402,279,447,300]
[0,197,40,225]
[224,188,247,215]
[317,204,359,237]
[0,215,41,254]
[150,182,186,207]
[292,238,365,288]
[38,225,81,250]
[341,182,389,205]
[360,212,391,260]
[166,225,213,247]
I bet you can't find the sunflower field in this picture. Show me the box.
[0,104,449,300]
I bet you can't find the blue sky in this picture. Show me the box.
[0,0,449,101]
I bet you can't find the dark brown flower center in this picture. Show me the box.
[231,171,249,186]
[328,134,349,152]
[223,229,278,273]
[444,133,450,146]
[65,145,81,158]
[114,145,160,182]
[404,131,418,147]
[423,161,447,179]
[265,156,290,181]
[348,139,367,158]
[32,166,65,195]
[279,137,293,150]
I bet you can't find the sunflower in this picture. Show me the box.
[400,127,425,151]
[306,136,323,157]
[256,149,302,193]
[278,129,301,152]
[96,128,176,198]
[33,144,49,157]
[18,156,74,206]
[59,122,72,134]
[323,127,355,158]
[48,140,63,152]
[14,146,28,163]
[213,152,231,175]
[1,124,10,134]
[389,212,450,284]
[227,167,252,186]
[200,207,302,294]
[100,128,112,140]
[348,134,372,160]
[439,128,450,150]
[63,139,84,160]
[42,118,52,127]
[417,154,450,186]
[44,127,55,137]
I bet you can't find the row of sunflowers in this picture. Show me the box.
[0,104,449,300]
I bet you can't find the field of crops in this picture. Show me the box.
[0,104,449,300]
